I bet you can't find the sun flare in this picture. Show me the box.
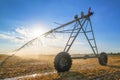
[31,27,46,37]
[28,24,48,39]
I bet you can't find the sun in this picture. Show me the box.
[30,24,48,38]
[32,27,45,37]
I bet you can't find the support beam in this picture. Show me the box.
[71,56,97,59]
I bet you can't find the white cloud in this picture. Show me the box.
[15,27,30,38]
[0,25,88,54]
[15,25,48,40]
[0,25,48,43]
[0,33,24,43]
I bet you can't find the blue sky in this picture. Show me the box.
[0,0,120,53]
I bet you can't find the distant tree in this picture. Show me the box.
[111,52,113,55]
[117,52,120,54]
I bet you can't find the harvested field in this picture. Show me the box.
[0,54,120,80]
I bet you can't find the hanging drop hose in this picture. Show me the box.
[0,51,17,68]
[0,36,45,68]
[0,7,94,68]
[0,37,39,68]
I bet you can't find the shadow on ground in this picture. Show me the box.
[108,65,120,69]
[57,70,120,80]
[58,71,89,80]
[93,70,120,80]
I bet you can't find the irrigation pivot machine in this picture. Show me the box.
[41,8,108,72]
[0,8,108,72]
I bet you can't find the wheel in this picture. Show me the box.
[98,52,108,66]
[54,52,72,72]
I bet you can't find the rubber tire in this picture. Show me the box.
[98,52,108,66]
[54,52,72,72]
